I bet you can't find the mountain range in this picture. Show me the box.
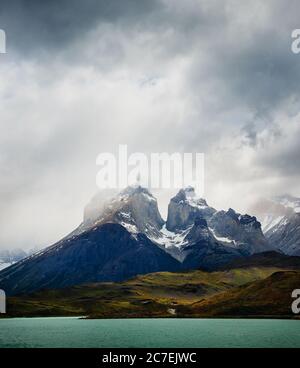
[0,249,29,271]
[0,186,299,296]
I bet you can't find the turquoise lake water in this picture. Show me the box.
[0,318,300,348]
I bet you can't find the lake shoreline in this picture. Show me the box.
[1,314,300,320]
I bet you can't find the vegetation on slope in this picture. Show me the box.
[182,271,300,318]
[4,267,289,318]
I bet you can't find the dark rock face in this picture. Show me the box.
[166,187,216,231]
[0,223,180,296]
[180,217,247,271]
[216,251,300,271]
[182,241,246,271]
[185,217,210,243]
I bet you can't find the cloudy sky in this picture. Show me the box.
[0,0,300,250]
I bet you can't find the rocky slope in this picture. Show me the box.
[266,213,300,256]
[0,223,180,296]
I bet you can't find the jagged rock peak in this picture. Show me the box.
[226,208,239,221]
[225,208,261,228]
[166,187,216,232]
[171,186,208,208]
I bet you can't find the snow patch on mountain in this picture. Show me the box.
[260,215,284,233]
[0,262,12,271]
[150,224,191,249]
[209,227,236,247]
[120,221,138,235]
[182,186,209,209]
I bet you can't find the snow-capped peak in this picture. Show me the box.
[175,187,208,209]
[118,185,156,202]
[74,185,164,240]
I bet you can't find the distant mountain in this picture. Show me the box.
[266,213,300,256]
[217,251,300,270]
[250,194,300,256]
[0,185,274,295]
[0,248,28,271]
[249,197,294,233]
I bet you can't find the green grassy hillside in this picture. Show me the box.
[182,271,300,318]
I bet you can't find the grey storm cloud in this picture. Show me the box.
[0,0,161,53]
[0,0,300,250]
